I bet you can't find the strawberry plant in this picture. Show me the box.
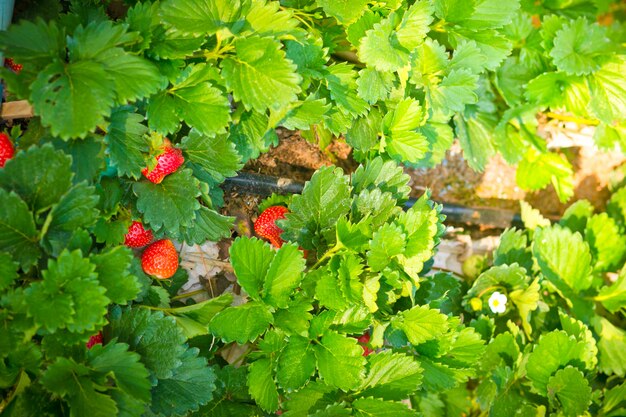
[1,0,625,201]
[1,0,626,416]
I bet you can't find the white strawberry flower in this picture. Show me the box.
[488,291,507,314]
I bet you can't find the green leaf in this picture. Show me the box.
[105,108,150,179]
[325,63,369,117]
[0,253,19,291]
[356,68,395,104]
[281,98,331,130]
[277,335,316,390]
[245,0,300,36]
[52,135,105,184]
[152,64,230,132]
[448,29,512,71]
[547,367,592,416]
[165,294,233,338]
[229,110,278,163]
[533,225,593,292]
[151,347,217,416]
[353,397,419,417]
[383,98,428,164]
[520,200,550,230]
[517,150,574,203]
[597,269,626,313]
[525,330,589,395]
[222,36,301,112]
[88,342,151,402]
[367,223,406,272]
[550,18,611,75]
[560,200,594,234]
[98,48,167,103]
[108,307,187,380]
[90,247,140,305]
[589,56,626,124]
[180,206,234,244]
[395,195,442,277]
[317,0,369,24]
[209,302,273,344]
[509,278,540,336]
[585,213,626,272]
[230,237,274,301]
[282,166,351,251]
[358,17,410,72]
[391,305,449,345]
[316,268,349,311]
[0,144,72,212]
[453,113,496,172]
[0,19,64,66]
[359,351,423,400]
[181,129,242,184]
[449,40,487,74]
[493,228,532,271]
[351,157,411,202]
[274,297,313,336]
[133,169,201,234]
[248,358,279,412]
[592,316,626,377]
[314,330,366,391]
[0,190,41,270]
[31,61,115,139]
[263,243,306,308]
[41,358,118,417]
[396,0,434,51]
[160,0,250,35]
[25,250,108,333]
[48,182,99,234]
[429,70,478,116]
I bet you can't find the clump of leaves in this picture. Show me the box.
[2,0,625,204]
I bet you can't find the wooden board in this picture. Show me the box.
[1,100,33,120]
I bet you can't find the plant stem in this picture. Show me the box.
[171,288,208,301]
[545,112,600,126]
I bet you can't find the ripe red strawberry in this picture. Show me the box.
[86,332,103,349]
[4,57,22,73]
[124,221,154,248]
[357,333,374,356]
[254,205,289,248]
[141,239,179,279]
[0,133,15,168]
[142,139,184,184]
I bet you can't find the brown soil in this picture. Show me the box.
[239,128,624,220]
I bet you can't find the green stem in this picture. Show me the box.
[311,244,342,270]
[545,111,600,126]
[171,289,207,301]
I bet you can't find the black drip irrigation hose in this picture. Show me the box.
[223,172,525,229]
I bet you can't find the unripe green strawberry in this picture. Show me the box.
[141,239,179,279]
[142,139,184,184]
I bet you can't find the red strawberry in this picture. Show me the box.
[0,133,15,168]
[4,57,22,73]
[124,221,154,248]
[254,206,289,248]
[86,332,103,349]
[356,333,374,356]
[142,139,184,184]
[141,239,179,279]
